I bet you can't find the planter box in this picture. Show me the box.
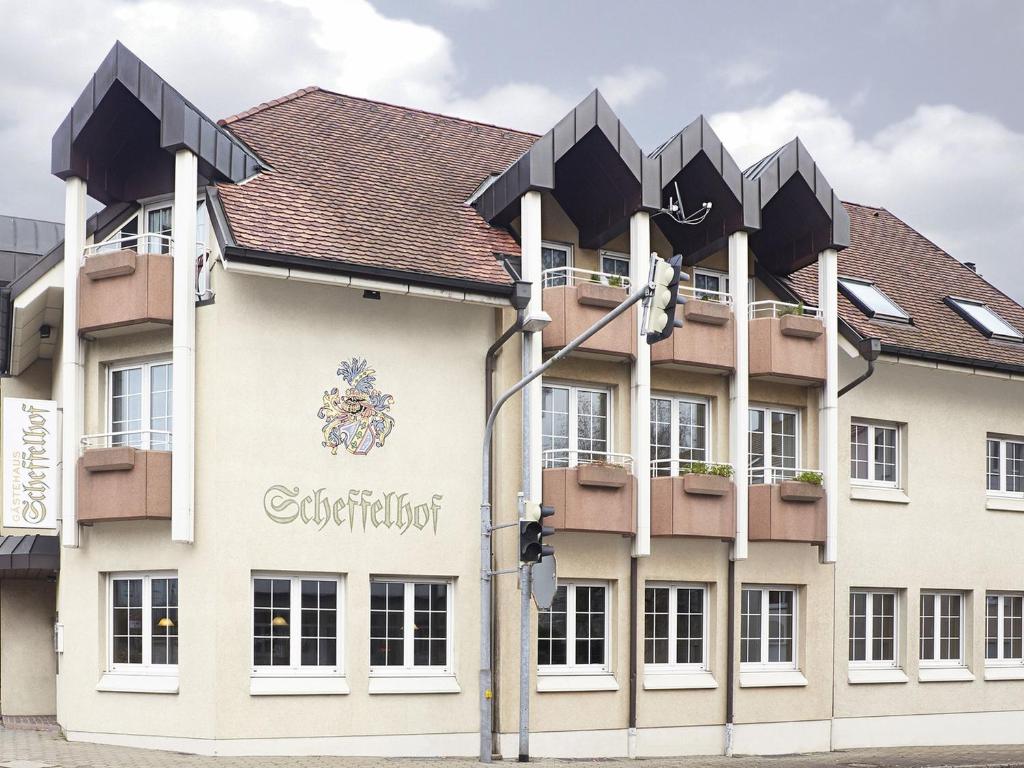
[651,306,734,372]
[78,449,171,523]
[577,462,629,488]
[79,251,173,337]
[542,285,636,359]
[682,473,731,496]
[684,300,731,326]
[779,480,825,502]
[748,317,825,384]
[651,476,735,539]
[83,249,137,279]
[748,483,826,544]
[543,467,635,534]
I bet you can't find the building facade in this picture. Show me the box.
[0,42,1023,757]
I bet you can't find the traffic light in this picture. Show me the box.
[519,501,555,565]
[643,254,686,344]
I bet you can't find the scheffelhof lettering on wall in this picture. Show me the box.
[3,398,59,529]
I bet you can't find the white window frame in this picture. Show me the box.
[987,435,1024,498]
[919,591,967,668]
[250,572,344,678]
[540,241,573,287]
[368,577,455,679]
[107,571,178,675]
[740,585,798,672]
[650,393,711,477]
[848,589,899,669]
[643,582,709,673]
[542,381,613,468]
[985,592,1024,667]
[538,580,612,676]
[599,250,630,278]
[748,404,801,483]
[106,358,173,450]
[850,420,900,488]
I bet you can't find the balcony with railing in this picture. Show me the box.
[652,285,735,372]
[747,465,826,544]
[541,268,636,359]
[748,301,825,384]
[541,449,636,534]
[77,430,172,523]
[650,459,736,539]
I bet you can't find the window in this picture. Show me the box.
[109,572,178,671]
[600,251,630,280]
[919,592,965,666]
[109,359,172,450]
[369,579,452,673]
[851,421,899,486]
[542,383,610,468]
[839,278,910,323]
[946,297,1023,342]
[650,396,709,477]
[749,406,798,484]
[644,584,707,669]
[849,591,897,666]
[538,582,609,672]
[541,242,572,287]
[986,594,1023,665]
[252,574,341,674]
[987,436,1024,496]
[694,267,728,298]
[740,587,796,669]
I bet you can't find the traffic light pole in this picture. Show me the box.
[480,276,652,763]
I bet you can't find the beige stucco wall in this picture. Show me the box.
[1,579,57,715]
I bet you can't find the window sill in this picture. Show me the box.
[738,670,807,688]
[643,670,718,690]
[984,665,1024,681]
[849,485,910,504]
[96,673,178,694]
[848,667,908,685]
[918,666,975,683]
[250,675,349,696]
[986,496,1024,513]
[537,673,619,693]
[367,674,460,695]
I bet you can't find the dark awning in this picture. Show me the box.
[0,535,59,578]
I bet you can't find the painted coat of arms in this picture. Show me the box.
[318,357,395,456]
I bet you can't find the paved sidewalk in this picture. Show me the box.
[2,729,1024,767]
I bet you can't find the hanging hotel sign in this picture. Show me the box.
[3,398,59,529]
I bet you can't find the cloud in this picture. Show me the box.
[594,66,664,107]
[716,59,771,90]
[710,91,1024,302]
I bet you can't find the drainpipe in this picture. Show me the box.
[838,338,881,398]
[628,556,639,758]
[725,556,736,756]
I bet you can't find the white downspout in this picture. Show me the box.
[728,232,749,561]
[818,247,839,563]
[171,149,198,544]
[521,191,543,504]
[60,177,86,549]
[630,212,651,558]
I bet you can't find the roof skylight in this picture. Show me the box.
[838,277,910,323]
[946,297,1024,342]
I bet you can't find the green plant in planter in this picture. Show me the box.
[607,274,624,288]
[793,470,823,485]
[778,301,805,317]
[589,272,602,284]
[681,461,734,478]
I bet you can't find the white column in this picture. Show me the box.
[520,191,543,503]
[728,232,749,561]
[818,248,839,563]
[171,149,198,544]
[630,212,651,557]
[60,177,87,549]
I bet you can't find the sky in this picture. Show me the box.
[1,0,1022,300]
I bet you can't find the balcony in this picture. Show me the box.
[77,431,172,524]
[652,286,735,372]
[541,450,636,534]
[650,460,736,539]
[542,268,636,359]
[747,466,826,544]
[748,301,825,384]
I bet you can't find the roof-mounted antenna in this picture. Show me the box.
[654,181,712,226]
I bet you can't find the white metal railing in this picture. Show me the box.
[747,465,821,484]
[679,284,734,306]
[542,267,631,290]
[196,249,215,301]
[83,232,175,262]
[650,458,734,479]
[748,300,822,320]
[81,430,173,453]
[542,448,634,471]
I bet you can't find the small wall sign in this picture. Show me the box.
[3,398,59,529]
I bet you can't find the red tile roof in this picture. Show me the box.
[216,87,537,292]
[784,203,1024,372]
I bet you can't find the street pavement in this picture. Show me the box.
[2,729,1024,768]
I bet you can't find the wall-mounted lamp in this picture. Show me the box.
[39,324,51,339]
[362,290,381,300]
